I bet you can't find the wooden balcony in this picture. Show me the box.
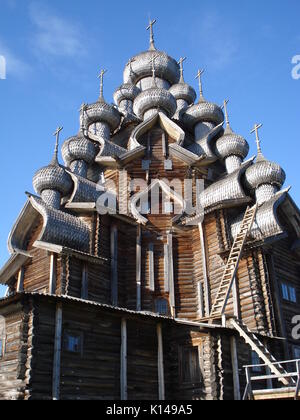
[243,359,300,401]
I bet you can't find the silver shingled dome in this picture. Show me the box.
[215,126,249,160]
[62,135,97,167]
[133,87,177,119]
[245,154,286,190]
[123,50,180,86]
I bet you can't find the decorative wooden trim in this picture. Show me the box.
[120,318,128,401]
[52,303,63,400]
[157,323,165,401]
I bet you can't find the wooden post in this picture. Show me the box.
[198,282,205,319]
[198,223,210,316]
[49,253,57,295]
[136,225,142,311]
[17,267,25,293]
[230,337,241,400]
[167,232,175,318]
[164,243,169,293]
[157,323,165,401]
[111,225,118,306]
[149,243,155,292]
[232,277,240,318]
[120,318,128,401]
[81,263,88,300]
[52,303,62,400]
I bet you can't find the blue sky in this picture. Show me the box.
[0,0,300,296]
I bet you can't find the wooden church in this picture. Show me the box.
[0,20,300,400]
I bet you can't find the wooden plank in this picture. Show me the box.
[167,232,175,318]
[136,225,142,311]
[49,253,57,295]
[81,263,89,300]
[120,318,128,401]
[52,303,62,400]
[198,223,210,316]
[230,337,241,401]
[157,323,165,401]
[111,225,118,306]
[16,267,25,293]
[149,243,155,292]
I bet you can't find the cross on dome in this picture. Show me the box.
[251,123,263,155]
[195,69,205,99]
[147,18,157,51]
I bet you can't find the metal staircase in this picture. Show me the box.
[210,205,258,317]
[231,318,290,386]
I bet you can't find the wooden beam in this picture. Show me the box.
[198,223,211,316]
[111,225,118,306]
[16,267,25,293]
[49,253,57,295]
[198,282,205,319]
[136,225,142,311]
[157,323,165,400]
[167,232,175,318]
[164,243,169,293]
[230,337,241,401]
[149,243,155,292]
[232,277,240,318]
[81,263,88,300]
[52,303,63,400]
[120,318,128,401]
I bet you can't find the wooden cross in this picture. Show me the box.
[195,69,205,98]
[53,126,63,162]
[79,103,87,113]
[251,123,263,154]
[178,57,187,81]
[98,69,107,99]
[147,18,157,50]
[222,99,230,126]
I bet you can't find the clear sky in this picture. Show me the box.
[0,0,300,297]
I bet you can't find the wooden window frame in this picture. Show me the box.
[281,282,297,303]
[63,331,84,356]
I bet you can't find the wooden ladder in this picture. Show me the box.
[210,205,258,317]
[231,318,291,386]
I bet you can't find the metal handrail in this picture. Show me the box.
[243,359,300,401]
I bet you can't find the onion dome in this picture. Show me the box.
[123,20,180,89]
[133,53,177,120]
[215,100,249,173]
[182,69,224,132]
[245,155,286,190]
[169,58,196,120]
[245,124,286,205]
[83,70,121,138]
[113,83,141,113]
[62,131,97,178]
[169,83,196,105]
[133,87,177,120]
[33,128,73,209]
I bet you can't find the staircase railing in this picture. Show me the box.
[243,359,300,400]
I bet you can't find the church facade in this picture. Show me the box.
[0,21,300,400]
